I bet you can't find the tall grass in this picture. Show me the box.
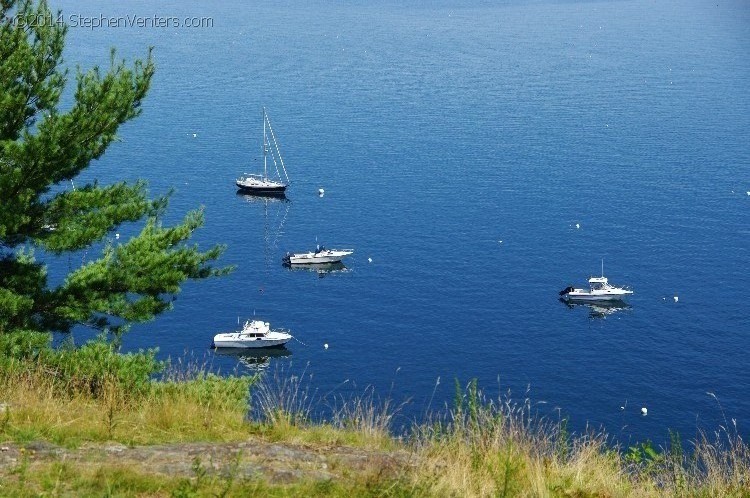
[405,380,750,497]
[3,333,750,496]
[0,337,254,446]
[249,363,404,450]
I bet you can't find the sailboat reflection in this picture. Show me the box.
[213,347,292,372]
[560,298,632,319]
[235,191,289,203]
[236,191,290,269]
[283,261,349,278]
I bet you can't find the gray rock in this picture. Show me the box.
[0,437,413,486]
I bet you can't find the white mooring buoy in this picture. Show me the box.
[641,407,648,416]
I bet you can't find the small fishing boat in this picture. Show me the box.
[559,261,633,302]
[283,245,354,265]
[236,107,290,195]
[212,319,292,349]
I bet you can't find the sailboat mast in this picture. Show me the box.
[262,107,268,180]
[264,111,290,184]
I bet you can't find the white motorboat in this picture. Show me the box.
[283,245,354,265]
[559,261,633,302]
[236,107,290,195]
[212,319,292,349]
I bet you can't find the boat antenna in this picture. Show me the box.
[601,259,604,277]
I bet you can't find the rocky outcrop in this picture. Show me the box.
[0,438,413,484]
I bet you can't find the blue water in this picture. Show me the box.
[52,0,750,444]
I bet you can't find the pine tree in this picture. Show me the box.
[0,0,228,338]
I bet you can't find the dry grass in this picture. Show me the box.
[0,359,253,446]
[405,381,750,497]
[249,363,402,451]
[3,360,750,496]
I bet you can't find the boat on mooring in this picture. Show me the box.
[236,107,290,195]
[559,261,633,302]
[283,245,354,265]
[212,319,292,349]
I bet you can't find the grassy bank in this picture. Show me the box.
[2,353,750,496]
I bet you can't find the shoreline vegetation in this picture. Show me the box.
[1,340,749,496]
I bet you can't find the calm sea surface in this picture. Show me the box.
[54,0,749,444]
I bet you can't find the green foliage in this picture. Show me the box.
[171,457,210,498]
[0,330,164,399]
[42,335,163,397]
[453,377,463,417]
[0,0,229,337]
[491,444,525,498]
[668,429,684,463]
[556,416,571,462]
[0,328,50,358]
[453,377,481,429]
[626,439,664,474]
[152,373,254,412]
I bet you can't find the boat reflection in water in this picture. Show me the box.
[213,347,292,372]
[560,298,632,319]
[235,191,289,203]
[236,191,290,269]
[283,261,349,278]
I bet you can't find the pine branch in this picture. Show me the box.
[51,210,230,331]
[38,180,160,253]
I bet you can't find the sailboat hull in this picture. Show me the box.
[235,173,287,193]
[235,182,287,194]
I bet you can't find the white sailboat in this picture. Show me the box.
[236,107,290,195]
